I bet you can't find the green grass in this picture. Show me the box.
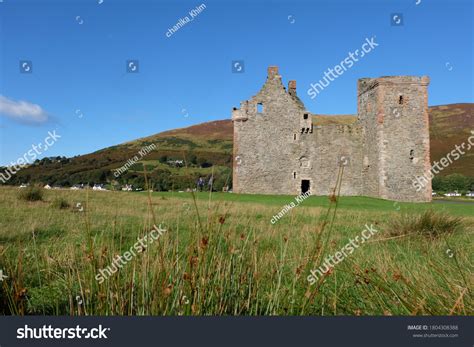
[0,186,472,316]
[148,191,474,216]
[17,186,44,202]
[133,160,229,176]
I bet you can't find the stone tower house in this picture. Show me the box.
[232,66,431,202]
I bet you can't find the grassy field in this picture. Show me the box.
[0,186,472,316]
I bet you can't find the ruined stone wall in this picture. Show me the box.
[232,67,306,194]
[232,67,431,202]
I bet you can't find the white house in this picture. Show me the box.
[444,192,461,197]
[466,192,474,197]
[92,184,107,191]
[122,184,133,191]
[167,159,184,167]
[44,184,52,190]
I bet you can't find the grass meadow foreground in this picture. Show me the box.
[0,186,472,316]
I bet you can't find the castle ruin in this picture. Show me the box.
[232,66,432,202]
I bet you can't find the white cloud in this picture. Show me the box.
[0,95,49,124]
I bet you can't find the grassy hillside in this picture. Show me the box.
[0,120,233,190]
[429,103,473,176]
[1,103,472,188]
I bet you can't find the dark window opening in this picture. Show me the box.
[293,172,296,179]
[409,149,414,161]
[301,180,310,194]
[257,103,263,114]
[399,95,404,105]
[301,128,305,133]
[303,113,308,120]
[293,134,296,140]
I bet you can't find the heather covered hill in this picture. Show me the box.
[1,120,234,190]
[1,104,472,189]
[429,103,473,177]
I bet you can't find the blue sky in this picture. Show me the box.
[0,0,472,166]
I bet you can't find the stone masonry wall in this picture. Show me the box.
[233,67,306,194]
[232,67,431,202]
[301,124,363,196]
[378,77,431,202]
[358,79,382,198]
[357,76,431,202]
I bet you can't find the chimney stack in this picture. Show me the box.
[288,80,296,96]
[267,66,279,79]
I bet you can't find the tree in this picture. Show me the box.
[432,174,471,192]
[188,153,197,165]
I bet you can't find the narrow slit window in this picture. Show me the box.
[293,134,296,140]
[293,172,296,179]
[399,95,404,105]
[257,103,263,114]
[409,149,414,161]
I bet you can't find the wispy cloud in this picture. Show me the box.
[0,95,49,124]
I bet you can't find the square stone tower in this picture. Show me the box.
[358,76,431,202]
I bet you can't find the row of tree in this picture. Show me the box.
[1,165,232,192]
[432,174,474,193]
